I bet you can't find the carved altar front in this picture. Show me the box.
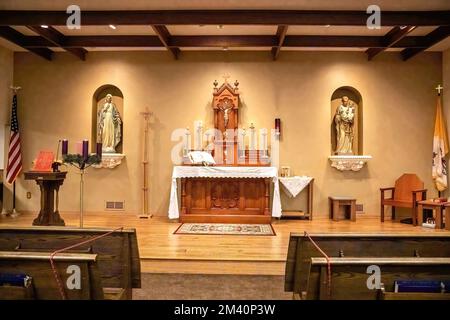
[178,80,273,223]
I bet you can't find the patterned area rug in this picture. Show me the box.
[174,223,276,236]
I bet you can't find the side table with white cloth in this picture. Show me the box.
[279,176,314,220]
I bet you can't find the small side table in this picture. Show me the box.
[417,200,449,230]
[279,177,314,220]
[329,196,356,222]
[24,171,67,226]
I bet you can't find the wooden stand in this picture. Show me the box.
[24,171,67,226]
[138,108,152,219]
[329,196,356,221]
[417,200,450,230]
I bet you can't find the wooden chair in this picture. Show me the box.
[380,173,427,225]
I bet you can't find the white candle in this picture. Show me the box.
[194,120,203,150]
[185,127,191,153]
[249,123,256,150]
[259,128,268,152]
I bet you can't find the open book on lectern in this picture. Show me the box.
[187,151,216,166]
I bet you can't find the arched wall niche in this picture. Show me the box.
[91,84,124,154]
[330,86,363,155]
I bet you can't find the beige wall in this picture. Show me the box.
[0,45,14,212]
[13,50,442,217]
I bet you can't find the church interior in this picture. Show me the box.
[1,0,450,302]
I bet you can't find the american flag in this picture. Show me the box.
[6,94,22,184]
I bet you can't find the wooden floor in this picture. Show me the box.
[1,212,448,275]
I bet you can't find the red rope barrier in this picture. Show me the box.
[304,231,332,298]
[49,227,124,300]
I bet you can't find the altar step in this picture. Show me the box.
[140,258,285,276]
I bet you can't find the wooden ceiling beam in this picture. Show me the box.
[151,25,180,59]
[366,26,417,60]
[271,25,288,60]
[0,10,449,26]
[0,26,52,60]
[401,26,450,61]
[27,25,87,60]
[168,35,277,47]
[11,35,433,49]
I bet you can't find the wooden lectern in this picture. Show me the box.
[24,171,67,226]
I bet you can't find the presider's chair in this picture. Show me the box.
[380,173,427,226]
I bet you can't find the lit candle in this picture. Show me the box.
[75,141,83,155]
[82,139,89,160]
[62,139,68,156]
[249,122,256,150]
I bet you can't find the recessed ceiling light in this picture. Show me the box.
[109,25,117,30]
[41,25,49,29]
[217,25,224,29]
[324,25,331,28]
[223,46,228,51]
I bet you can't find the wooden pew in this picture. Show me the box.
[0,227,140,299]
[285,233,450,298]
[0,251,104,300]
[305,257,450,300]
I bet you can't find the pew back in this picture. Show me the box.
[0,227,140,298]
[0,251,104,300]
[306,257,450,300]
[285,233,450,294]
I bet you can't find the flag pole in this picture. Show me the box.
[435,84,444,198]
[9,86,22,218]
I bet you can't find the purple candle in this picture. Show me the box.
[96,142,102,158]
[82,139,89,160]
[275,118,281,135]
[61,139,68,156]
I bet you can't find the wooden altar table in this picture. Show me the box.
[169,166,282,224]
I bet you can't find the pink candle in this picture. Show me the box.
[75,141,83,155]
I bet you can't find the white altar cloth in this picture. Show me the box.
[279,176,313,198]
[168,166,282,219]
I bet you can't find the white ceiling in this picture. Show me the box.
[1,0,449,10]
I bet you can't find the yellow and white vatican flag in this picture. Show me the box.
[432,95,449,192]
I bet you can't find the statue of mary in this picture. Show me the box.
[98,94,122,153]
